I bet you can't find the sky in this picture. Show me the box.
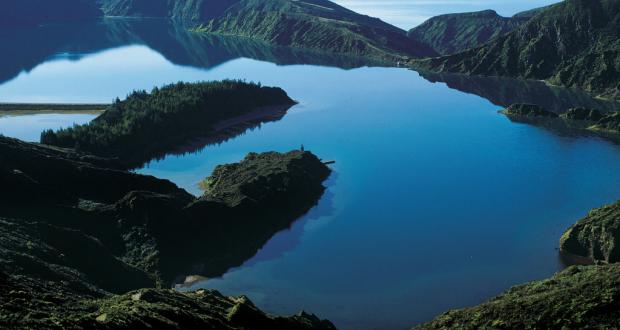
[332,0,563,29]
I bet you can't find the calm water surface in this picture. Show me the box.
[2,20,620,330]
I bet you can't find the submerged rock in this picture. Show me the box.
[414,264,620,329]
[560,201,620,264]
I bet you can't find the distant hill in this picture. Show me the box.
[413,0,620,100]
[407,5,555,56]
[100,0,437,60]
[407,10,525,55]
[0,0,102,26]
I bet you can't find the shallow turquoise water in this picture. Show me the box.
[2,20,620,330]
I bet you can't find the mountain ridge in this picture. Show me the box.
[99,0,437,59]
[412,0,620,100]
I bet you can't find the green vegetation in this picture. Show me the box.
[100,0,239,21]
[499,103,620,143]
[0,0,102,26]
[413,0,620,100]
[0,135,333,329]
[100,0,437,60]
[414,264,620,329]
[500,103,559,118]
[408,10,525,56]
[199,151,332,207]
[560,201,620,263]
[40,80,295,167]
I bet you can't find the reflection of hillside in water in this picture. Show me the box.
[138,105,293,169]
[0,18,386,86]
[418,71,620,113]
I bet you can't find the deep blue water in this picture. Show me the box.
[2,20,620,330]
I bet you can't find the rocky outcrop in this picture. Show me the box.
[560,201,620,264]
[0,136,333,329]
[413,264,620,329]
[1,277,335,330]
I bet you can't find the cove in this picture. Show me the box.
[2,19,620,330]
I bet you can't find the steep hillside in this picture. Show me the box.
[0,135,334,329]
[407,10,524,55]
[413,0,620,99]
[100,0,437,59]
[100,0,238,21]
[414,264,620,329]
[0,0,101,26]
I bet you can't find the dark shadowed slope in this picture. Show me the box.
[413,0,620,100]
[0,135,334,329]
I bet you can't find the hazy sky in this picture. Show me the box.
[332,0,563,29]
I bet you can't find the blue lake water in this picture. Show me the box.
[2,20,620,330]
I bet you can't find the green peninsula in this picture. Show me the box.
[41,80,296,167]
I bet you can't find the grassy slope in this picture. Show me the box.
[101,0,437,59]
[414,264,620,329]
[193,0,436,59]
[560,201,620,264]
[407,10,524,56]
[413,0,620,99]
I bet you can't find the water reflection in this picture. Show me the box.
[0,18,385,87]
[177,174,337,289]
[418,71,620,113]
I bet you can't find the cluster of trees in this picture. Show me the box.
[41,80,294,165]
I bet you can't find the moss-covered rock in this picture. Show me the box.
[0,136,333,328]
[199,150,331,207]
[414,264,620,329]
[560,201,620,264]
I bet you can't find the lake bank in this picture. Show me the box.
[0,134,334,329]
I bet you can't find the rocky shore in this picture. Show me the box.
[500,104,620,142]
[0,136,333,329]
[414,263,620,329]
[560,201,620,264]
[415,159,620,328]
